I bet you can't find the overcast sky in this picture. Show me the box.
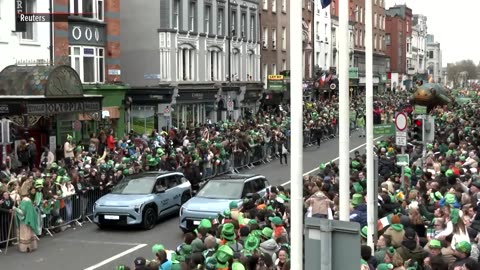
[385,0,480,66]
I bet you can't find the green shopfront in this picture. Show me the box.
[83,84,129,138]
[0,65,102,163]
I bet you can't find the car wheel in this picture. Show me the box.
[181,192,191,205]
[142,207,157,230]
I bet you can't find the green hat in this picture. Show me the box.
[351,160,360,168]
[67,134,73,141]
[243,235,260,251]
[268,216,283,226]
[352,193,363,206]
[221,223,236,241]
[455,241,472,254]
[123,169,129,175]
[404,167,412,174]
[277,193,290,201]
[428,239,442,249]
[415,168,422,176]
[204,257,217,270]
[450,208,460,225]
[223,209,231,218]
[377,263,394,270]
[215,245,234,268]
[198,219,212,229]
[62,176,71,183]
[180,244,192,256]
[51,162,58,169]
[122,157,130,163]
[152,244,165,254]
[229,201,238,209]
[360,226,368,239]
[58,168,66,176]
[191,238,204,253]
[232,261,246,270]
[248,219,258,225]
[261,227,273,239]
[34,178,45,189]
[445,169,454,177]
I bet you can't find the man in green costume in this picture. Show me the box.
[16,179,40,252]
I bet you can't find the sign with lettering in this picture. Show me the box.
[349,67,359,79]
[68,22,106,46]
[14,0,27,32]
[268,75,284,80]
[27,101,101,115]
[176,91,216,101]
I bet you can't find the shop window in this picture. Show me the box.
[177,45,196,81]
[69,46,105,83]
[131,106,156,135]
[217,8,224,35]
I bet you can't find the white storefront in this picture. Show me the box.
[411,14,428,74]
[314,0,331,70]
[0,0,51,71]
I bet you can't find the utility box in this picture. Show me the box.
[304,218,361,270]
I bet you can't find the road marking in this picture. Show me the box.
[54,238,145,246]
[281,136,383,186]
[84,243,148,270]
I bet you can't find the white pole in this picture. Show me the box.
[339,0,351,221]
[289,0,303,269]
[365,0,375,252]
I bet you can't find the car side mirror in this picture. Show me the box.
[245,193,254,199]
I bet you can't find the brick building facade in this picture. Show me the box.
[53,0,121,83]
[385,5,412,91]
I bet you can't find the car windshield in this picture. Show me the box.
[196,181,243,199]
[111,177,156,194]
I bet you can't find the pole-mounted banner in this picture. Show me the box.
[14,0,27,32]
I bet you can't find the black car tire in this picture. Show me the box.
[142,207,157,230]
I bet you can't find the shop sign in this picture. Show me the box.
[177,91,216,101]
[27,101,101,114]
[349,67,359,79]
[381,74,387,82]
[0,104,21,115]
[268,75,284,80]
[268,75,284,92]
[0,105,9,114]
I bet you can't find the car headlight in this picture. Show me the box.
[179,206,185,216]
[93,203,98,212]
[133,203,143,213]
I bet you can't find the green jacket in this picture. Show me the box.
[16,198,40,235]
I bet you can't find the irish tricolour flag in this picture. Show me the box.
[377,214,392,231]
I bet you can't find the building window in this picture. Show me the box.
[189,2,196,32]
[177,46,196,81]
[173,0,180,29]
[232,49,241,80]
[281,27,286,50]
[263,64,268,86]
[262,27,268,49]
[217,8,224,35]
[386,58,390,70]
[360,7,363,23]
[355,5,359,21]
[272,63,277,75]
[272,0,276,13]
[263,0,268,10]
[374,34,377,49]
[69,0,103,20]
[231,10,237,37]
[247,51,254,80]
[207,49,222,81]
[282,0,286,12]
[241,13,246,38]
[429,51,434,59]
[271,28,277,49]
[282,59,286,71]
[385,34,391,45]
[250,15,255,40]
[406,20,409,32]
[21,0,36,41]
[69,46,105,83]
[307,0,311,10]
[374,13,377,28]
[205,5,211,34]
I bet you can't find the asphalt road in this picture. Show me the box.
[1,134,380,270]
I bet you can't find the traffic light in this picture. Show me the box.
[412,118,423,142]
